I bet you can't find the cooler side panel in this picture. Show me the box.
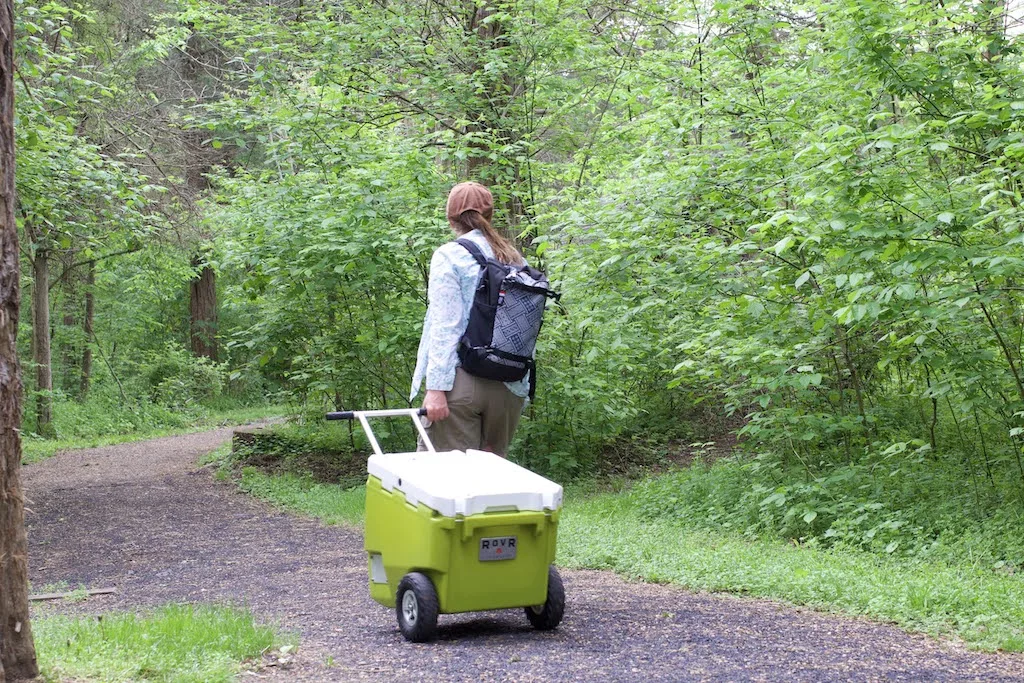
[364,475,454,608]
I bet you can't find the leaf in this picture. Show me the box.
[980,190,1000,208]
[773,235,794,255]
[795,271,811,289]
[937,212,954,224]
[803,511,818,524]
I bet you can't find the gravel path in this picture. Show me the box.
[23,429,1024,682]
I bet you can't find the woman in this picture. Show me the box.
[409,182,528,456]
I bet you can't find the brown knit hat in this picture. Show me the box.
[446,181,493,221]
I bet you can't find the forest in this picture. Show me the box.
[10,0,1024,573]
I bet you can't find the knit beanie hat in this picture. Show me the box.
[446,182,494,221]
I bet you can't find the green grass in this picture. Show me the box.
[236,466,366,526]
[34,604,293,682]
[222,464,1024,653]
[558,487,1024,653]
[22,405,287,464]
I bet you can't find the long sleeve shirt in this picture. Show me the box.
[409,229,530,401]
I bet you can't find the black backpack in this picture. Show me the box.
[456,239,560,399]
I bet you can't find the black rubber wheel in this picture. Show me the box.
[525,565,565,630]
[396,572,440,642]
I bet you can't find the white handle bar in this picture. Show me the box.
[325,408,434,456]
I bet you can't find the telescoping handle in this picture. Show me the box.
[325,408,432,456]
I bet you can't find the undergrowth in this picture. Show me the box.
[226,419,370,487]
[631,449,1024,570]
[203,431,367,525]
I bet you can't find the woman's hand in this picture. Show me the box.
[424,390,450,422]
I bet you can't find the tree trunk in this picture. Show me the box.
[0,0,40,674]
[464,2,527,234]
[60,268,78,397]
[181,26,221,363]
[79,261,94,398]
[466,1,508,177]
[189,256,217,361]
[31,249,53,437]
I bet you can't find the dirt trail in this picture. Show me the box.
[23,429,1024,682]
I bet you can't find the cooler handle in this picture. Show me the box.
[324,408,432,456]
[458,510,553,541]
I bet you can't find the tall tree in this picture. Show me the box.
[29,240,51,434]
[79,261,94,398]
[182,29,223,362]
[0,0,38,675]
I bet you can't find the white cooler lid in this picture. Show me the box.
[367,450,563,518]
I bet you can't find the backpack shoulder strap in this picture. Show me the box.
[456,238,488,267]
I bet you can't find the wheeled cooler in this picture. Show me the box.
[326,408,565,642]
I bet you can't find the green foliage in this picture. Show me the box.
[14,0,1024,596]
[171,0,1024,508]
[35,604,290,682]
[631,448,1024,568]
[143,344,227,410]
[210,141,441,412]
[14,0,165,270]
[41,391,194,437]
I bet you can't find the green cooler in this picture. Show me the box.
[327,408,565,643]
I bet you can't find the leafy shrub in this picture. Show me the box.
[22,387,197,443]
[142,344,227,410]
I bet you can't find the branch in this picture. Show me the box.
[49,245,143,289]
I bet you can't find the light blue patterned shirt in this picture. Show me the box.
[410,230,530,401]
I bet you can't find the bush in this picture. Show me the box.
[142,344,227,410]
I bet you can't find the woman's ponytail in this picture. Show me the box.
[454,211,523,266]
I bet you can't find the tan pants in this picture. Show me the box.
[418,368,525,456]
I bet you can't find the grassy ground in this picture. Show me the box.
[224,460,1024,654]
[22,405,286,464]
[202,443,367,524]
[34,604,294,682]
[559,488,1024,653]
[236,466,366,525]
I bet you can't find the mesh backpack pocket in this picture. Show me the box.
[455,239,559,395]
[492,271,549,358]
